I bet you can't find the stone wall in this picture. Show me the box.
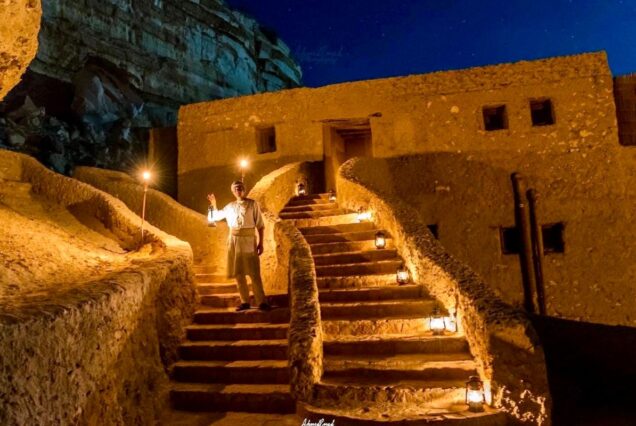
[177,52,613,212]
[248,162,323,399]
[0,0,41,100]
[0,150,195,425]
[74,165,227,270]
[337,158,551,425]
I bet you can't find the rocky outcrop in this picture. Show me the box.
[0,0,302,173]
[0,0,41,100]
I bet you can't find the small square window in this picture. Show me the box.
[530,99,554,126]
[427,224,439,239]
[482,105,508,131]
[542,223,564,253]
[256,126,276,154]
[500,226,521,254]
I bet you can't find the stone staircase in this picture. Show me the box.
[169,270,295,414]
[280,193,507,425]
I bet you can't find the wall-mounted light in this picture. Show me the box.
[465,376,486,412]
[374,230,386,249]
[239,158,249,182]
[396,264,409,284]
[139,169,152,244]
[429,307,446,335]
[296,182,307,196]
[328,190,336,203]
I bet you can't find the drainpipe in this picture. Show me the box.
[511,173,536,314]
[527,189,547,315]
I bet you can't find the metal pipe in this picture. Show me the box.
[528,189,547,315]
[511,173,536,313]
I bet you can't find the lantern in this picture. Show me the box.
[356,208,372,223]
[444,308,458,333]
[375,231,386,249]
[296,182,307,196]
[329,190,337,202]
[465,376,486,412]
[207,206,217,227]
[429,307,446,335]
[396,264,409,284]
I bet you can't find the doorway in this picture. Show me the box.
[323,118,372,190]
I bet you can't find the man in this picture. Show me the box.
[207,181,271,311]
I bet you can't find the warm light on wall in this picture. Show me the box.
[374,230,386,249]
[429,307,446,335]
[466,376,486,412]
[356,209,372,223]
[396,264,409,284]
[328,190,336,202]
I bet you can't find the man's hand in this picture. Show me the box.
[256,242,264,256]
[207,193,217,208]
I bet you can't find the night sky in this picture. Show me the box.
[227,0,636,87]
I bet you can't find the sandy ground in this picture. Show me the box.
[0,178,148,313]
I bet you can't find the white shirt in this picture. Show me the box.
[208,198,265,230]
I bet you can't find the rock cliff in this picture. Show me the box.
[0,0,302,173]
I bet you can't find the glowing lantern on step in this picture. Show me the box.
[466,376,486,412]
[374,231,386,249]
[429,307,446,335]
[356,208,372,223]
[396,264,409,284]
[329,190,337,202]
[296,182,307,197]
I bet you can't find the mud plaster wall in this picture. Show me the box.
[337,158,551,425]
[356,150,636,327]
[0,151,195,425]
[177,52,613,212]
[248,162,323,398]
[0,0,41,100]
[74,166,227,271]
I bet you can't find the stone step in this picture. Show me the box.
[290,213,359,228]
[279,208,348,220]
[323,355,477,382]
[313,249,399,266]
[200,293,289,308]
[186,323,289,341]
[192,265,221,274]
[323,315,432,336]
[280,202,339,213]
[316,259,403,277]
[179,340,287,361]
[317,274,398,290]
[170,383,295,413]
[193,307,290,324]
[289,193,331,202]
[304,229,379,245]
[320,299,439,320]
[194,273,233,284]
[314,378,467,406]
[298,402,507,426]
[285,197,332,207]
[298,222,377,235]
[310,239,395,255]
[324,334,470,356]
[319,284,426,303]
[171,360,289,384]
[196,283,238,295]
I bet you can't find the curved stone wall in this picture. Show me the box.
[0,0,41,100]
[337,157,551,425]
[0,150,195,425]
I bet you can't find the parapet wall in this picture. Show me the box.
[0,151,195,425]
[337,158,551,425]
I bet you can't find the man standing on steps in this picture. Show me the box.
[207,180,271,312]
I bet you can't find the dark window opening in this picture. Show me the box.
[500,223,565,255]
[427,224,439,239]
[256,126,276,154]
[482,105,508,131]
[530,99,555,126]
[542,222,565,253]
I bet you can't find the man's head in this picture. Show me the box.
[231,180,246,200]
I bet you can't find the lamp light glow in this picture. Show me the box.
[375,231,386,249]
[239,159,249,169]
[396,264,409,284]
[329,190,336,202]
[296,182,307,196]
[356,209,372,223]
[142,170,151,182]
[429,307,446,335]
[466,376,486,412]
